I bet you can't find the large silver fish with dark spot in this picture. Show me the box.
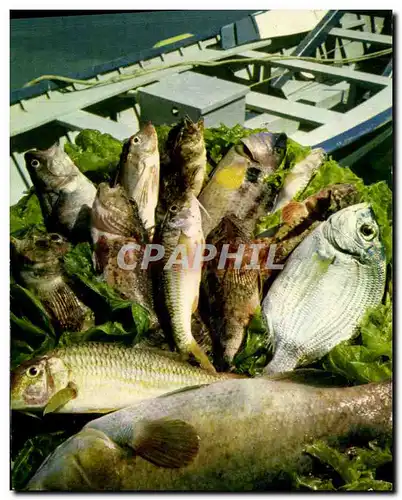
[262,203,386,373]
[198,132,286,238]
[25,376,391,491]
[24,143,96,240]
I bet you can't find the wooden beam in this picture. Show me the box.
[329,27,393,46]
[267,58,391,89]
[56,110,135,140]
[246,91,341,125]
[290,84,392,148]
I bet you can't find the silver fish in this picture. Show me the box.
[262,203,386,373]
[24,142,96,240]
[272,148,325,212]
[26,377,391,491]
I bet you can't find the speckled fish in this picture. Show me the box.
[25,377,391,491]
[91,183,157,328]
[10,230,94,332]
[164,116,207,197]
[256,183,362,280]
[11,342,235,414]
[161,191,215,373]
[24,143,96,241]
[271,148,325,212]
[203,216,260,370]
[118,122,160,239]
[262,203,386,374]
[198,132,287,238]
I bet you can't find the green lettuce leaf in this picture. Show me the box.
[64,129,123,184]
[12,432,67,490]
[10,188,45,237]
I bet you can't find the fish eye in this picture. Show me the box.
[49,233,64,243]
[26,366,40,378]
[170,205,179,213]
[360,223,376,240]
[35,239,49,249]
[31,159,40,168]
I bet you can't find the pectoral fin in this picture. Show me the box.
[44,382,77,415]
[131,419,200,468]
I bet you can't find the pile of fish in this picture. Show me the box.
[10,118,389,491]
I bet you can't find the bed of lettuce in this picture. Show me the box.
[10,124,393,491]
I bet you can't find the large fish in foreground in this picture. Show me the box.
[161,192,215,373]
[198,132,286,238]
[24,143,96,240]
[262,203,386,374]
[25,377,391,491]
[11,342,234,414]
[118,122,160,239]
[91,183,157,328]
[10,230,94,332]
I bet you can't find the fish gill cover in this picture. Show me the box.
[10,124,393,491]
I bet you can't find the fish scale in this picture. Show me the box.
[263,203,386,373]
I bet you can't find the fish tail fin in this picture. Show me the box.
[188,339,216,374]
[263,346,298,375]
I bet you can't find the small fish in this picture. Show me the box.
[24,142,96,241]
[91,183,147,244]
[262,203,386,373]
[11,342,236,414]
[272,148,325,212]
[199,132,286,238]
[165,116,207,197]
[118,122,160,239]
[26,376,391,491]
[256,183,362,280]
[91,183,157,328]
[11,230,94,332]
[203,216,260,370]
[161,191,215,373]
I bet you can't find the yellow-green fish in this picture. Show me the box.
[11,342,234,414]
[198,132,286,238]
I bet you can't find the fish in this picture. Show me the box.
[11,342,237,414]
[91,183,157,328]
[164,116,207,198]
[91,182,147,244]
[10,230,94,332]
[24,142,96,241]
[198,132,287,238]
[256,183,362,280]
[203,216,260,370]
[117,122,160,240]
[262,203,386,374]
[25,376,392,491]
[271,148,325,212]
[161,191,215,373]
